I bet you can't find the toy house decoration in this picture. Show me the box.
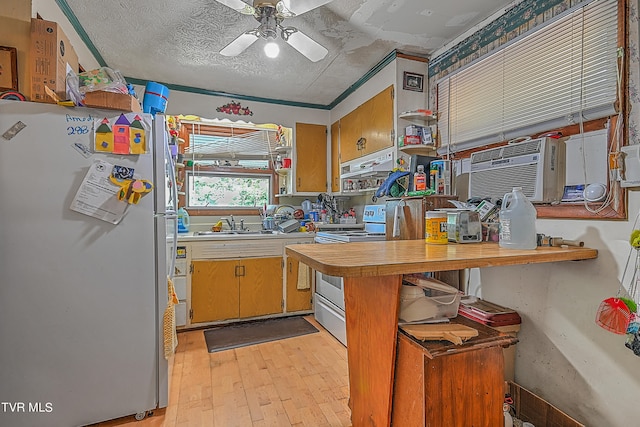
[94,113,150,155]
[94,118,114,152]
[129,115,146,154]
[113,114,131,154]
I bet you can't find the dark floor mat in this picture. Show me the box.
[204,316,319,353]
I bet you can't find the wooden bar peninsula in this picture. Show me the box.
[285,241,598,427]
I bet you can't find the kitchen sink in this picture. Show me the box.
[194,230,274,236]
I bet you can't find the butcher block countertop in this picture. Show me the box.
[285,240,598,427]
[285,241,598,277]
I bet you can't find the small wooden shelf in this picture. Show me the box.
[275,145,292,153]
[398,144,437,155]
[399,111,438,126]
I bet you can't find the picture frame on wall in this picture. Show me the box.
[0,46,18,92]
[403,71,424,92]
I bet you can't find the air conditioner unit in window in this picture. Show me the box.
[468,137,565,203]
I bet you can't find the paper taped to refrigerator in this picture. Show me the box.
[70,159,128,224]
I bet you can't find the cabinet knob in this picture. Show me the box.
[356,137,366,151]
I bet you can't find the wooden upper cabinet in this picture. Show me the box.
[339,108,362,163]
[362,85,394,156]
[330,121,340,192]
[339,85,394,163]
[295,122,327,193]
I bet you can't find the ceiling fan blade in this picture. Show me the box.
[277,0,333,16]
[220,31,259,57]
[281,27,328,62]
[214,0,255,14]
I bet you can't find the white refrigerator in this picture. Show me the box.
[0,100,177,426]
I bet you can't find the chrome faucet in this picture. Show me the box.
[225,215,236,230]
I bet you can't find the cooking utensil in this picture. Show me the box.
[400,324,478,345]
[595,297,631,334]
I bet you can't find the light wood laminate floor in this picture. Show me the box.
[93,316,351,427]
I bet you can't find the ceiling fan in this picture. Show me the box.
[215,0,332,62]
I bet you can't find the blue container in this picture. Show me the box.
[142,82,169,116]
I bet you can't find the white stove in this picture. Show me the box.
[313,205,385,346]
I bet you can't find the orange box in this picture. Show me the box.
[30,18,78,103]
[84,91,142,112]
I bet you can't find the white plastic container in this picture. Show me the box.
[499,187,537,250]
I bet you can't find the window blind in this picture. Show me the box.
[437,0,619,154]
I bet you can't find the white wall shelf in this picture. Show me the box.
[398,144,437,156]
[398,111,437,126]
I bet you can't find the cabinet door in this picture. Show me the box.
[239,257,283,318]
[286,257,312,312]
[339,108,362,163]
[295,123,327,192]
[191,260,239,323]
[331,120,341,192]
[362,85,394,156]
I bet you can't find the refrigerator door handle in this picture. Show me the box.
[164,134,179,212]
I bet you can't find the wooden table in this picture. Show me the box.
[285,241,598,427]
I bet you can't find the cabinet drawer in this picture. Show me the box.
[191,240,281,259]
[173,276,187,300]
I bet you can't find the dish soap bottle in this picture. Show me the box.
[499,187,537,249]
[177,207,190,233]
[414,164,427,191]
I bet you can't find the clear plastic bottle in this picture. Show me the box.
[499,187,537,249]
[414,164,427,191]
[503,403,513,427]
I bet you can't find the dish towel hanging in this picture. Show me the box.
[163,276,179,360]
[297,262,311,290]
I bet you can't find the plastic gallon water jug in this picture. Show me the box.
[499,187,537,250]
[301,199,312,216]
[177,207,190,233]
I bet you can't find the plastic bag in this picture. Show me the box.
[77,67,128,94]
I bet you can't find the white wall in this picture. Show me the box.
[458,2,640,425]
[161,88,330,129]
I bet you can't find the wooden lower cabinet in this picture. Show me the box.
[285,257,312,312]
[391,322,510,427]
[190,257,283,323]
[239,257,284,318]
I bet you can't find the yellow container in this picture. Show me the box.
[425,211,448,244]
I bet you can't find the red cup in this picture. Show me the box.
[282,158,292,168]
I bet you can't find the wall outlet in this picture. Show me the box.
[621,145,640,188]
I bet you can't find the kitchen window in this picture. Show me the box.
[437,0,619,154]
[177,119,292,214]
[186,168,272,209]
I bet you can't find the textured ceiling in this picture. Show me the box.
[61,0,516,106]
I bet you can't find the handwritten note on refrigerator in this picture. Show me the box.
[70,160,128,224]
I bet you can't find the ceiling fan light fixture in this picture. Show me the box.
[264,41,280,58]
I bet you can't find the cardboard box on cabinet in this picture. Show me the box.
[84,90,142,112]
[30,18,78,103]
[0,16,31,97]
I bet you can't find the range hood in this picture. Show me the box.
[340,151,394,179]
